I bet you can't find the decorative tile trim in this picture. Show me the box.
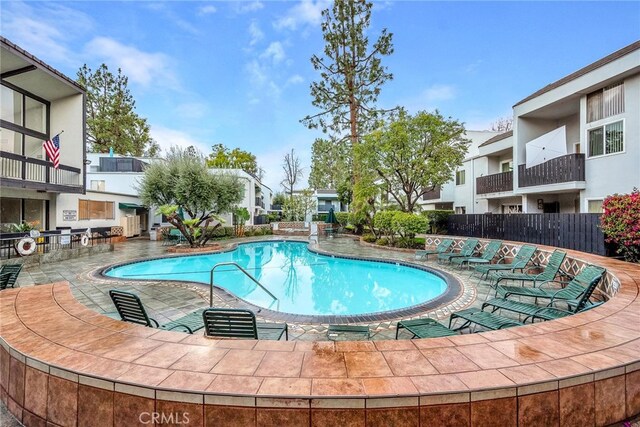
[79,375,114,391]
[156,390,204,404]
[9,349,25,363]
[470,388,517,402]
[420,393,470,405]
[558,374,594,389]
[49,367,78,382]
[517,381,558,396]
[311,398,365,409]
[625,361,640,373]
[25,358,49,374]
[114,383,155,399]
[366,397,419,408]
[594,367,626,381]
[204,395,256,407]
[256,397,310,408]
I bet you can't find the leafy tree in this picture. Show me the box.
[233,207,251,237]
[301,0,395,183]
[282,189,315,221]
[356,109,469,213]
[272,192,287,206]
[207,143,260,176]
[308,137,352,190]
[77,64,157,156]
[139,146,244,247]
[281,149,304,199]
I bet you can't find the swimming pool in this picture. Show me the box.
[104,241,449,316]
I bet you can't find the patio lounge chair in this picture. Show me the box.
[437,238,480,263]
[0,264,23,290]
[472,244,537,280]
[449,308,523,331]
[415,239,454,260]
[487,249,567,289]
[395,318,458,339]
[484,266,606,321]
[450,240,502,269]
[496,265,607,307]
[202,308,288,340]
[109,290,205,334]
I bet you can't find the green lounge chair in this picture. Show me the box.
[0,264,23,290]
[488,249,566,289]
[395,318,458,339]
[449,308,523,331]
[438,238,479,263]
[485,266,606,321]
[202,308,288,340]
[109,290,205,334]
[472,244,537,280]
[496,265,607,307]
[416,239,454,260]
[450,240,502,269]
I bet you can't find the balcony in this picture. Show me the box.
[1,151,83,193]
[476,171,513,195]
[421,186,441,201]
[99,157,146,173]
[518,154,585,188]
[255,197,265,209]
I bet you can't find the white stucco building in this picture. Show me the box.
[1,37,86,232]
[209,168,272,225]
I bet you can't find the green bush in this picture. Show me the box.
[335,212,349,226]
[253,227,264,236]
[375,237,389,246]
[413,237,425,246]
[391,212,428,239]
[421,210,453,234]
[362,233,377,243]
[312,213,329,222]
[244,229,255,237]
[344,224,356,233]
[373,210,397,239]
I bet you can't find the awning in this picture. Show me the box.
[118,203,145,210]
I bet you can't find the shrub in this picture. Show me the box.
[223,226,235,237]
[335,212,349,226]
[375,238,389,246]
[601,188,640,262]
[421,210,454,234]
[362,233,377,243]
[264,227,273,235]
[244,229,255,237]
[312,213,329,222]
[374,210,397,239]
[344,224,356,233]
[253,227,264,236]
[391,212,428,239]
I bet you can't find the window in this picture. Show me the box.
[500,160,513,172]
[78,200,115,220]
[588,120,624,157]
[90,180,106,191]
[0,84,49,160]
[455,170,466,185]
[0,85,23,125]
[0,128,22,154]
[587,82,624,123]
[455,206,466,214]
[587,199,604,213]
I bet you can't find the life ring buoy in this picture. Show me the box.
[16,237,37,256]
[80,234,89,247]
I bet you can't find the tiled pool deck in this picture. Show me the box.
[1,236,640,426]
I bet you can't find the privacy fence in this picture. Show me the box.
[446,213,605,255]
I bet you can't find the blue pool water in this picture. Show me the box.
[105,241,448,316]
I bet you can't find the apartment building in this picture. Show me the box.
[209,168,272,225]
[0,37,86,231]
[424,40,640,214]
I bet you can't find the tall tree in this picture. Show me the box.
[491,117,513,132]
[308,137,352,189]
[77,64,157,156]
[206,143,260,176]
[281,149,304,199]
[301,0,394,182]
[355,109,469,213]
[139,146,244,247]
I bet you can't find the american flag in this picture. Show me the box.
[43,135,60,169]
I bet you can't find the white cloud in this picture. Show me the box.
[234,1,264,14]
[260,42,286,64]
[198,5,217,15]
[248,21,264,46]
[274,0,329,31]
[149,125,210,155]
[0,2,93,66]
[85,37,179,89]
[286,75,304,85]
[423,84,456,102]
[175,102,208,120]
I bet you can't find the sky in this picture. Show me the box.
[1,1,639,192]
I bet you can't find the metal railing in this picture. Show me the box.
[0,227,115,259]
[0,151,82,189]
[210,262,279,311]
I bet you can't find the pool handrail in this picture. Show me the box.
[210,262,280,311]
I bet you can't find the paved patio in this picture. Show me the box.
[13,236,489,341]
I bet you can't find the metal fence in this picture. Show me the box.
[446,213,605,255]
[0,227,116,260]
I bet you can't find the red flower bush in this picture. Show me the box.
[600,188,640,262]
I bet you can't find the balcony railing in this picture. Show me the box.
[518,154,585,188]
[255,197,265,209]
[99,157,146,172]
[421,186,441,201]
[1,151,82,192]
[476,171,513,194]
